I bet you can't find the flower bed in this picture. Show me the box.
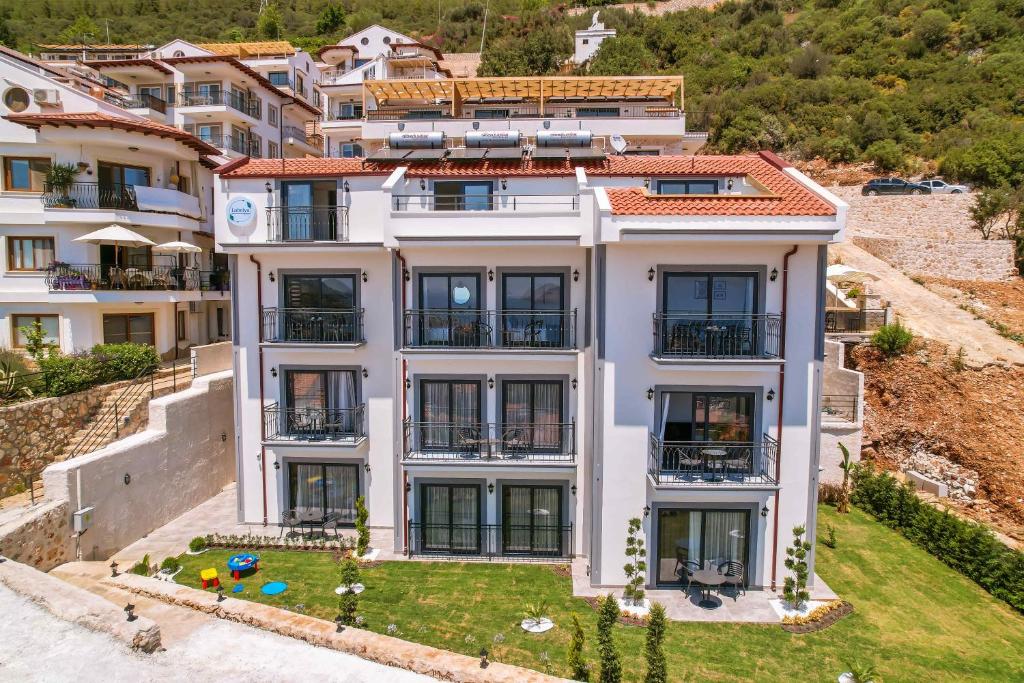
[203,532,354,553]
[781,599,854,633]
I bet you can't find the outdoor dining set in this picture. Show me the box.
[677,556,746,609]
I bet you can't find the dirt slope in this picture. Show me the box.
[853,341,1024,542]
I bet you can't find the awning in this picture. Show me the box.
[363,75,683,105]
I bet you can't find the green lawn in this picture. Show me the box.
[175,507,1024,681]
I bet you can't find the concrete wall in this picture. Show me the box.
[191,340,232,377]
[820,339,863,484]
[42,370,235,560]
[852,235,1016,281]
[0,499,75,570]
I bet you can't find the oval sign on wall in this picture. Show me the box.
[226,197,256,236]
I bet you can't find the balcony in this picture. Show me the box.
[112,92,167,114]
[42,182,138,210]
[821,394,858,423]
[652,314,782,360]
[825,308,886,334]
[46,263,201,292]
[263,403,366,442]
[266,205,349,242]
[392,194,579,213]
[403,310,577,350]
[196,133,261,157]
[261,308,364,344]
[648,435,779,487]
[199,270,231,293]
[408,522,573,559]
[403,420,576,464]
[282,125,323,151]
[177,90,261,119]
[364,103,682,121]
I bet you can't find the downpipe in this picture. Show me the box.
[396,249,410,554]
[250,255,269,526]
[770,245,798,592]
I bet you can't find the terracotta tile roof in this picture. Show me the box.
[4,112,221,156]
[216,152,837,216]
[161,56,321,116]
[84,58,174,74]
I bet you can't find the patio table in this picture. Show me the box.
[701,448,728,481]
[692,568,726,609]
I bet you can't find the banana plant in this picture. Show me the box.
[838,443,853,514]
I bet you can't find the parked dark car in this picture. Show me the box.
[861,177,932,196]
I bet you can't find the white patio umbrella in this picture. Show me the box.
[151,241,202,254]
[73,224,155,264]
[826,264,879,284]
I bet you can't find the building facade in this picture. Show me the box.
[0,48,230,359]
[215,146,845,592]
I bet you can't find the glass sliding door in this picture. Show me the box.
[694,393,754,443]
[661,272,758,356]
[502,485,562,556]
[288,462,359,524]
[282,274,357,342]
[98,162,149,209]
[285,369,359,438]
[501,380,563,455]
[419,379,481,453]
[501,273,565,347]
[433,180,493,211]
[655,508,749,585]
[421,484,481,554]
[418,273,482,346]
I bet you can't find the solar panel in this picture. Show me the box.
[446,148,488,161]
[568,147,607,161]
[406,149,449,161]
[367,148,411,161]
[484,147,525,160]
[531,147,568,160]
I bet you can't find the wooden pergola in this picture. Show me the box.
[362,75,685,116]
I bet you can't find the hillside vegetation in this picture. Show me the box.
[3,0,1023,186]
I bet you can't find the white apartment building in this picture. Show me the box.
[0,48,230,359]
[83,40,323,161]
[316,25,704,159]
[215,143,845,592]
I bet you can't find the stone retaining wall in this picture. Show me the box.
[0,499,74,570]
[0,381,126,496]
[852,236,1016,281]
[830,186,980,240]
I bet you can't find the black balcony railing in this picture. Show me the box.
[403,420,575,463]
[45,263,201,291]
[408,522,573,559]
[653,313,782,359]
[403,309,577,349]
[261,308,364,344]
[821,394,859,423]
[122,92,167,113]
[177,90,261,118]
[267,205,349,242]
[42,182,137,210]
[199,270,231,292]
[825,308,887,334]
[648,434,779,486]
[263,403,366,441]
[392,194,579,212]
[195,133,261,157]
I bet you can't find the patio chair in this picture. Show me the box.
[674,551,701,595]
[724,448,753,480]
[718,560,745,600]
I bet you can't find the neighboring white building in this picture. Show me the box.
[214,146,846,594]
[82,40,323,160]
[574,12,617,65]
[0,47,230,359]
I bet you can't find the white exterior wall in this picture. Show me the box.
[338,25,416,61]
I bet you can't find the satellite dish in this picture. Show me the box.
[610,134,628,155]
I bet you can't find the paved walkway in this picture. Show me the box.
[0,582,430,682]
[834,243,1024,366]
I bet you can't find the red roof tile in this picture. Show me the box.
[219,157,390,178]
[4,112,221,156]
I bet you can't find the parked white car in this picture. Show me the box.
[918,178,969,194]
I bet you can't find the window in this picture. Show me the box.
[249,133,263,158]
[289,463,359,524]
[419,379,481,450]
[433,180,494,211]
[281,274,358,342]
[177,309,187,341]
[420,483,480,553]
[102,313,154,345]
[503,485,563,556]
[656,508,749,585]
[656,179,719,195]
[285,369,360,436]
[295,73,305,96]
[216,306,226,337]
[473,109,509,119]
[502,380,564,451]
[576,107,619,117]
[341,143,363,158]
[97,162,150,205]
[418,273,482,346]
[268,71,290,88]
[12,314,58,347]
[3,87,30,112]
[7,237,54,271]
[501,273,566,347]
[360,37,369,46]
[582,38,589,44]
[659,391,754,443]
[268,141,280,159]
[173,50,185,57]
[659,271,759,356]
[663,272,756,317]
[268,104,279,126]
[337,103,363,119]
[4,157,51,192]
[383,36,391,44]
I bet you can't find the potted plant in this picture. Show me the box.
[45,162,79,207]
[521,601,554,633]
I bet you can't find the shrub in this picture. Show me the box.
[37,352,101,396]
[337,556,361,625]
[864,139,904,172]
[783,526,811,608]
[568,613,590,681]
[852,465,1024,612]
[188,536,207,552]
[643,602,667,683]
[354,495,370,557]
[596,594,622,683]
[871,322,914,357]
[160,556,181,572]
[91,343,160,382]
[129,553,151,576]
[818,482,844,505]
[623,517,646,604]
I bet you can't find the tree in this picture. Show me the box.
[316,3,346,36]
[596,594,622,683]
[587,36,658,76]
[864,140,904,172]
[18,321,51,362]
[789,44,829,79]
[969,185,1020,240]
[354,495,370,557]
[783,525,811,609]
[337,556,361,625]
[568,613,590,681]
[478,24,572,77]
[837,443,853,514]
[643,602,667,683]
[257,3,283,40]
[623,517,646,605]
[914,9,952,49]
[0,18,15,48]
[58,15,101,44]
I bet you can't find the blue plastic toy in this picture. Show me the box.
[261,581,288,596]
